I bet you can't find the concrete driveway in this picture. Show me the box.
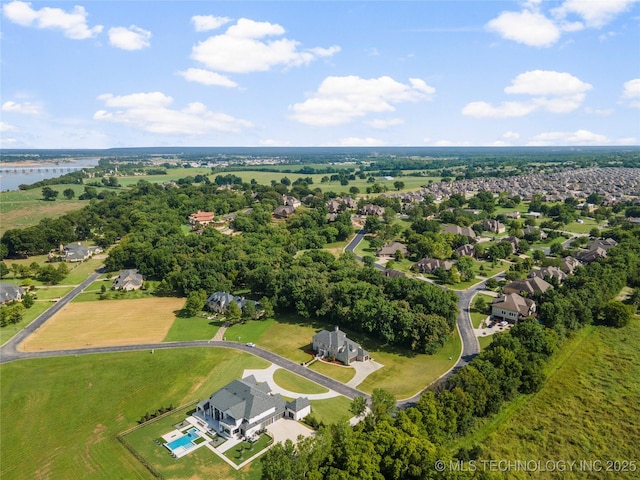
[267,419,314,444]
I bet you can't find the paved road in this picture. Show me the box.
[1,339,370,401]
[0,268,103,362]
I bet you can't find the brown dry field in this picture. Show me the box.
[21,297,185,351]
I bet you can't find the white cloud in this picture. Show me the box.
[332,137,388,146]
[108,25,151,50]
[487,0,638,47]
[2,100,42,116]
[622,78,640,107]
[0,121,18,132]
[191,15,232,32]
[502,131,520,140]
[462,70,590,118]
[365,118,405,129]
[2,1,103,39]
[528,129,610,145]
[552,0,639,28]
[486,10,560,47]
[504,70,592,96]
[290,75,435,126]
[178,68,238,88]
[584,107,614,116]
[191,17,340,73]
[94,92,252,134]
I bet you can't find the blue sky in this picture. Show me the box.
[1,0,639,148]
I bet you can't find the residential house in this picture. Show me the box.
[577,246,608,263]
[188,211,215,226]
[194,376,310,440]
[273,205,296,219]
[61,243,102,262]
[505,211,521,219]
[587,238,617,251]
[482,219,506,234]
[112,269,144,291]
[523,225,547,240]
[359,204,385,216]
[340,197,358,209]
[382,269,406,278]
[282,195,302,209]
[560,256,581,274]
[312,326,369,366]
[502,277,552,297]
[377,242,408,258]
[491,293,536,323]
[0,283,26,304]
[442,224,477,240]
[529,266,567,284]
[455,244,476,258]
[327,199,342,213]
[412,258,455,274]
[207,292,259,313]
[501,236,520,254]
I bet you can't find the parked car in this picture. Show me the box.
[246,342,255,347]
[499,321,509,327]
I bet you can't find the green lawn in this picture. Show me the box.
[470,294,493,328]
[562,217,606,234]
[272,368,329,394]
[0,348,269,480]
[163,316,221,342]
[308,360,356,383]
[456,320,640,476]
[224,318,277,345]
[0,301,50,345]
[477,334,493,351]
[32,285,74,299]
[224,434,272,465]
[310,395,354,425]
[73,283,160,302]
[358,330,462,398]
[63,257,104,284]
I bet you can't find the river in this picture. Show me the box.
[0,157,101,192]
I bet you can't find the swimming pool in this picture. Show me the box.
[166,428,200,452]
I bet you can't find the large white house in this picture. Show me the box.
[194,376,310,439]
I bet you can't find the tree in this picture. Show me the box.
[63,188,75,200]
[183,290,207,317]
[349,186,360,195]
[0,262,8,279]
[226,301,242,324]
[349,396,367,419]
[42,187,59,201]
[22,293,34,308]
[393,180,405,191]
[371,388,396,421]
[243,301,257,320]
[259,296,274,319]
[599,300,632,328]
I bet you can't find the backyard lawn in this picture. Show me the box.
[308,360,355,383]
[0,348,269,480]
[310,395,354,425]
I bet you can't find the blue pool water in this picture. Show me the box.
[166,428,199,451]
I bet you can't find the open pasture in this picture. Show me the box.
[21,297,185,351]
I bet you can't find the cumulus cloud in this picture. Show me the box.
[2,100,43,116]
[462,70,591,118]
[552,0,639,28]
[621,78,640,108]
[486,0,638,47]
[94,92,252,134]
[177,68,238,88]
[191,15,232,32]
[528,129,610,146]
[190,17,340,73]
[290,75,435,126]
[2,0,103,39]
[108,25,151,50]
[486,10,560,47]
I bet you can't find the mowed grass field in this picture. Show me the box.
[459,320,640,479]
[21,297,185,351]
[272,368,329,394]
[0,348,269,480]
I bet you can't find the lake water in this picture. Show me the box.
[0,157,101,192]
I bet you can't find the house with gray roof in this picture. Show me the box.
[0,283,26,304]
[491,293,536,323]
[412,258,455,274]
[530,266,567,284]
[61,243,102,262]
[112,269,144,291]
[442,224,477,240]
[376,241,408,258]
[207,291,259,314]
[195,376,310,439]
[312,326,369,366]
